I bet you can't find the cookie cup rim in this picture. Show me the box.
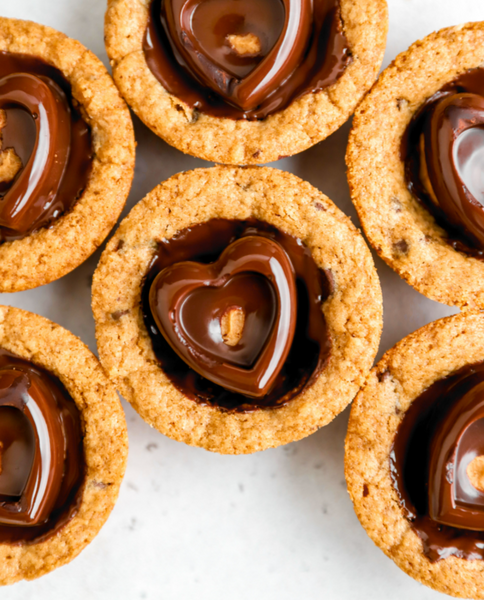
[104,0,388,165]
[347,21,484,310]
[92,165,382,454]
[345,311,484,598]
[0,305,128,585]
[0,17,135,292]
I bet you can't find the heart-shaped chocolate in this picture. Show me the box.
[149,235,297,398]
[423,92,484,247]
[428,377,484,530]
[162,0,312,111]
[0,72,71,234]
[0,368,69,526]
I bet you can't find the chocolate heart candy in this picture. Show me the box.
[0,72,70,233]
[0,368,70,527]
[0,351,83,531]
[149,235,297,398]
[428,375,484,530]
[0,52,92,242]
[163,0,312,111]
[423,92,484,247]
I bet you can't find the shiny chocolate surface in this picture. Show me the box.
[149,235,298,398]
[143,0,351,119]
[0,349,84,544]
[391,362,484,561]
[143,218,332,411]
[0,52,92,242]
[403,68,484,255]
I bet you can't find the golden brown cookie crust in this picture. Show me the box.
[345,312,484,598]
[347,22,484,310]
[92,166,382,454]
[0,306,128,585]
[104,0,387,165]
[0,17,135,293]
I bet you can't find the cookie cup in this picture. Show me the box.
[0,306,128,585]
[105,0,387,165]
[347,22,484,310]
[0,17,135,292]
[345,312,484,598]
[92,166,382,454]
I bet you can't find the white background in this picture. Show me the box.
[0,0,482,598]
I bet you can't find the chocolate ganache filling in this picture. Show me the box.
[0,349,84,544]
[391,362,484,561]
[143,218,332,411]
[403,68,484,255]
[143,0,351,119]
[0,52,92,242]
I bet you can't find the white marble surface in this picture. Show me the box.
[0,0,482,598]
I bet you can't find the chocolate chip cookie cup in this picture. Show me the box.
[347,22,484,310]
[345,312,484,598]
[0,17,135,292]
[105,0,387,165]
[0,306,128,585]
[92,166,382,454]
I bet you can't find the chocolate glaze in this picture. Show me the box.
[391,362,484,561]
[0,52,92,242]
[403,67,484,256]
[0,349,84,544]
[143,0,351,119]
[142,218,332,411]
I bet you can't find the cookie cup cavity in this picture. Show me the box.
[347,22,484,310]
[104,0,387,165]
[345,312,484,598]
[0,306,128,585]
[0,17,135,292]
[92,166,382,454]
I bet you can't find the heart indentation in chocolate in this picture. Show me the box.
[0,369,67,526]
[163,0,312,110]
[189,0,284,78]
[0,406,35,498]
[423,92,484,247]
[180,272,277,368]
[428,378,484,530]
[454,126,484,207]
[0,72,71,233]
[149,235,297,398]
